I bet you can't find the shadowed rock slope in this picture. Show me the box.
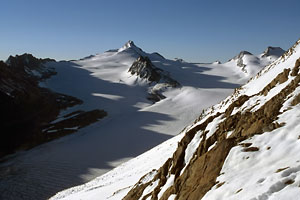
[0,54,107,158]
[123,39,300,199]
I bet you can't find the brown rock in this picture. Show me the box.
[242,147,259,152]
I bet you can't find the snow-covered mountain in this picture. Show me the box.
[50,39,300,200]
[0,41,285,200]
[226,47,285,78]
[261,46,285,58]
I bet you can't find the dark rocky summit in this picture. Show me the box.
[6,53,57,80]
[261,46,285,57]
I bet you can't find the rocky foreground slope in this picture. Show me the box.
[122,40,300,200]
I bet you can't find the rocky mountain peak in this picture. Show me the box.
[230,51,253,61]
[125,40,135,47]
[261,46,285,57]
[6,53,55,68]
[118,40,137,52]
[5,53,56,80]
[228,51,253,73]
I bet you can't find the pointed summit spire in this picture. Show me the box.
[118,40,136,52]
[117,40,146,57]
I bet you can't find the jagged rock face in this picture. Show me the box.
[123,39,300,199]
[129,56,180,102]
[129,56,162,82]
[0,56,107,158]
[6,53,57,80]
[129,56,179,86]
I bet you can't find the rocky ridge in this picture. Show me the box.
[6,53,57,80]
[129,56,180,102]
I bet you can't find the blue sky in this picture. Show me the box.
[1,0,300,62]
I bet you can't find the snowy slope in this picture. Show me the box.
[200,42,300,200]
[109,39,299,200]
[49,40,294,200]
[50,134,184,200]
[0,41,280,200]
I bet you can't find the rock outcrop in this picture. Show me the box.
[129,56,180,102]
[129,56,162,83]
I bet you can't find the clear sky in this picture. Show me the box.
[1,0,300,62]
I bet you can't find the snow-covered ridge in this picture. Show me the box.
[118,40,135,52]
[118,40,146,56]
[225,47,285,78]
